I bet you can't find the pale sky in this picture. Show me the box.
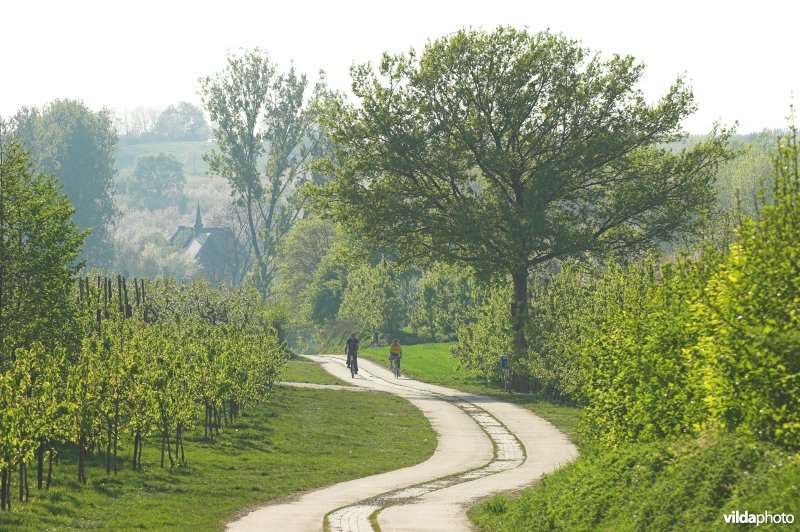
[1,0,798,134]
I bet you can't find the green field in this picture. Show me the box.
[358,343,582,444]
[116,140,215,177]
[0,386,435,530]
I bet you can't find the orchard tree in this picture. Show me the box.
[313,27,733,358]
[11,99,117,268]
[200,49,331,301]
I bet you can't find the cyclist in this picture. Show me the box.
[345,333,359,374]
[389,339,402,378]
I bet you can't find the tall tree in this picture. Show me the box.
[11,99,118,268]
[313,27,733,357]
[200,49,330,301]
[0,130,85,360]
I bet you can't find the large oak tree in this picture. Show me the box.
[312,27,733,356]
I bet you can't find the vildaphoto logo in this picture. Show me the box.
[724,510,795,526]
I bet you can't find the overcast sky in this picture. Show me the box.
[2,0,798,134]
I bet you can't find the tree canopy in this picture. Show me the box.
[130,152,186,209]
[0,133,85,358]
[153,102,210,141]
[312,27,733,354]
[200,49,331,300]
[10,99,117,268]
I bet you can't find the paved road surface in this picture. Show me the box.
[228,355,577,531]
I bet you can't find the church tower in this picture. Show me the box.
[194,203,203,238]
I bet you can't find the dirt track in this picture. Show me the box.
[227,355,577,531]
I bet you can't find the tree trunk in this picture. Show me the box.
[1,468,8,511]
[37,441,44,489]
[245,191,269,303]
[46,447,54,489]
[113,401,120,474]
[175,424,180,464]
[510,268,529,361]
[137,434,143,470]
[78,436,86,484]
[106,423,112,474]
[133,432,139,471]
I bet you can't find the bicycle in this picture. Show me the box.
[389,354,401,378]
[349,353,358,378]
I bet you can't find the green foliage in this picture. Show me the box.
[524,263,593,400]
[688,130,800,447]
[0,272,287,510]
[307,254,347,324]
[129,152,186,209]
[276,217,338,319]
[451,131,800,447]
[0,386,436,529]
[521,130,800,449]
[408,263,479,340]
[338,258,405,341]
[579,258,712,446]
[714,131,776,215]
[0,344,65,474]
[451,284,513,381]
[470,433,799,531]
[200,49,331,300]
[315,26,729,272]
[0,137,85,356]
[313,25,732,361]
[10,99,118,268]
[153,102,210,141]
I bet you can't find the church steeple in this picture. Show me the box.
[194,204,203,237]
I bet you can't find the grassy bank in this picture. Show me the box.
[470,433,800,531]
[358,343,581,444]
[282,357,351,386]
[0,385,435,530]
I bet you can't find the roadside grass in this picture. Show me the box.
[358,343,582,445]
[0,386,435,530]
[469,432,800,531]
[282,357,351,386]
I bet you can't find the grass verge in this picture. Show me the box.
[282,357,351,386]
[469,432,800,531]
[0,386,435,530]
[358,343,582,444]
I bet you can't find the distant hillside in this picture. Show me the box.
[116,140,215,178]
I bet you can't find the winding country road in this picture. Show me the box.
[228,355,577,531]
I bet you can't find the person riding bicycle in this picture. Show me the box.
[345,333,359,373]
[389,339,402,377]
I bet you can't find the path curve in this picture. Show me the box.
[228,355,577,531]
